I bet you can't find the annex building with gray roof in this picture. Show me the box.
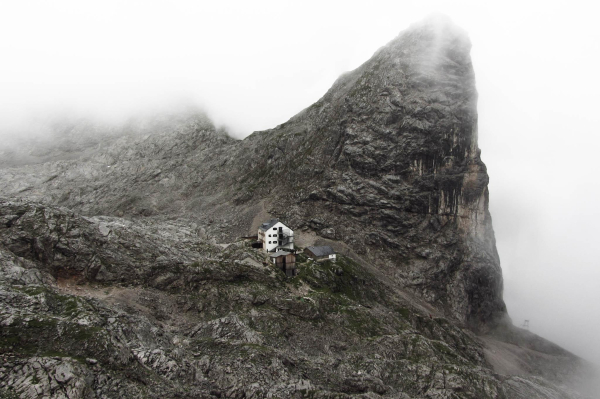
[304,245,336,261]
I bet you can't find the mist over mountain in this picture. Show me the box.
[0,14,598,399]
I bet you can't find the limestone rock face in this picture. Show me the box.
[242,15,505,331]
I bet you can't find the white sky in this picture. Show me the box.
[2,0,600,364]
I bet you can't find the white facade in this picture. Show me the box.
[259,221,294,252]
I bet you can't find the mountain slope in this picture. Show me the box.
[0,16,503,332]
[0,199,594,398]
[0,15,597,399]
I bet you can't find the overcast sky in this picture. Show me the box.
[2,0,599,365]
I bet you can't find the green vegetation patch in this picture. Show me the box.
[294,256,377,302]
[0,313,104,364]
[340,306,384,337]
[25,317,58,329]
[16,285,48,296]
[0,388,21,399]
[397,307,410,320]
[432,341,458,360]
[13,285,86,318]
[295,252,309,263]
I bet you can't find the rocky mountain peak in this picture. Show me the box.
[231,15,502,331]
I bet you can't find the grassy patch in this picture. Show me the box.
[397,307,410,320]
[294,256,379,303]
[68,325,103,341]
[295,252,309,263]
[13,285,85,318]
[26,318,58,329]
[0,335,20,349]
[16,285,47,296]
[432,341,458,360]
[341,307,383,337]
[0,313,103,364]
[0,388,21,399]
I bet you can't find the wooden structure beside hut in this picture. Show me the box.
[270,250,297,277]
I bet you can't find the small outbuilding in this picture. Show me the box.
[305,246,336,262]
[270,250,297,277]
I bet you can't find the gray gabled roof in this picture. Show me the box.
[306,246,335,257]
[258,219,279,232]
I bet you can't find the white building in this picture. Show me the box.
[258,219,294,252]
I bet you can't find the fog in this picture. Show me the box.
[2,0,600,365]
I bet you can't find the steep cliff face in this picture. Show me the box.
[236,15,504,331]
[0,16,505,332]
